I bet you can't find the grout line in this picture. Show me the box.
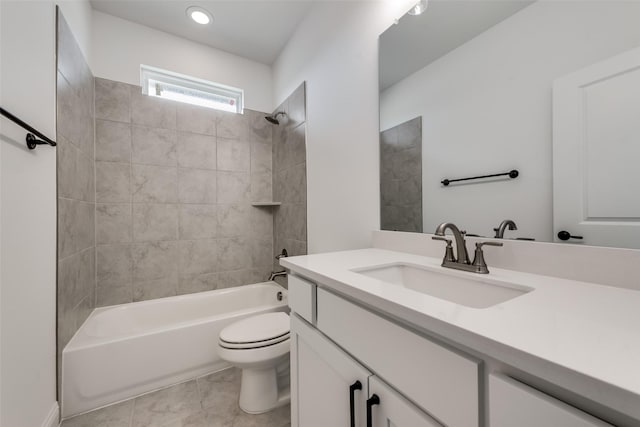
[128,396,135,427]
[59,244,95,263]
[129,105,134,305]
[93,76,97,310]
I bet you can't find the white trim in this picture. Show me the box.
[41,402,60,427]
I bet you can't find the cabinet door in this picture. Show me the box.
[291,314,371,427]
[367,376,443,427]
[489,374,613,427]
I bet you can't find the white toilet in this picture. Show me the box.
[218,312,291,414]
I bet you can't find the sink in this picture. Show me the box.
[352,263,532,309]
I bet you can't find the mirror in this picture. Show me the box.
[379,0,640,249]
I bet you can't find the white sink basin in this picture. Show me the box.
[352,263,532,309]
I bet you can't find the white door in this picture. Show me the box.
[290,314,371,427]
[489,374,612,427]
[367,376,443,427]
[553,46,640,248]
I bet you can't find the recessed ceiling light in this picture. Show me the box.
[408,0,428,16]
[186,6,212,25]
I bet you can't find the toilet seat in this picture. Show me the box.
[219,312,290,350]
[219,333,290,349]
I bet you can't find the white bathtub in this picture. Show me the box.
[62,282,288,418]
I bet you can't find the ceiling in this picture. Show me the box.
[380,0,535,90]
[90,0,314,65]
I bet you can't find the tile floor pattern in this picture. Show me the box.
[61,368,290,427]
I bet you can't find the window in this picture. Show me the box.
[140,65,243,113]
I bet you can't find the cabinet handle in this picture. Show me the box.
[366,394,380,427]
[349,380,362,427]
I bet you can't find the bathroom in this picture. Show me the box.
[1,0,639,426]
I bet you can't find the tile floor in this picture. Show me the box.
[61,368,291,427]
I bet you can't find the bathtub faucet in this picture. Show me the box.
[269,249,289,281]
[269,270,287,281]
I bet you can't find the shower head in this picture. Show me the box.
[265,111,286,125]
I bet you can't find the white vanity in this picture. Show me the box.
[281,234,640,427]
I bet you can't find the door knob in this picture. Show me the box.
[557,231,583,241]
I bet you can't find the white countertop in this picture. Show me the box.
[281,248,640,419]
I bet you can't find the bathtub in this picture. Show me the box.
[62,282,288,418]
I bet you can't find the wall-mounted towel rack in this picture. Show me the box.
[441,169,519,186]
[0,107,57,150]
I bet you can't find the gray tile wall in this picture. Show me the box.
[94,78,275,306]
[56,10,96,394]
[272,83,308,287]
[380,116,423,233]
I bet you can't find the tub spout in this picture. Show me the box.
[269,270,287,281]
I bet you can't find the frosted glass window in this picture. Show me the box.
[140,65,243,113]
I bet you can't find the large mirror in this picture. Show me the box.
[379,0,640,249]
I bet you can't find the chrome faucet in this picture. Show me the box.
[494,219,517,239]
[433,222,503,274]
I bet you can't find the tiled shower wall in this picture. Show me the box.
[273,83,307,286]
[94,77,275,306]
[56,11,96,386]
[380,116,422,233]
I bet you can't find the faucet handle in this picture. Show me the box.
[472,241,503,273]
[432,236,456,263]
[476,241,503,248]
[275,248,288,260]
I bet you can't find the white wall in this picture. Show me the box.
[0,1,58,426]
[92,10,273,113]
[58,0,93,68]
[380,1,640,241]
[272,0,414,253]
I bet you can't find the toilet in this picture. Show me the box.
[218,312,291,414]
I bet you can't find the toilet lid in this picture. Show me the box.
[220,312,290,344]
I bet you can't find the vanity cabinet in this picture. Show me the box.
[288,272,623,427]
[284,246,640,427]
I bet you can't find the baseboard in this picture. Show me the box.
[41,402,60,427]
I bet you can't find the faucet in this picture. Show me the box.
[493,219,517,239]
[433,222,503,274]
[269,270,287,281]
[269,249,289,281]
[434,222,470,264]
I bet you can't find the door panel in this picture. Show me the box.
[553,46,640,248]
[291,314,371,427]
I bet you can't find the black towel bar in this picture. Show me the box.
[0,107,57,150]
[441,169,519,186]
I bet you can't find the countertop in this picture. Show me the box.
[281,248,640,420]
